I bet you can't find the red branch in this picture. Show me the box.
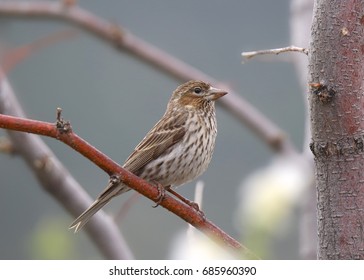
[0,112,250,253]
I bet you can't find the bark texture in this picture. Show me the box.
[309,0,364,259]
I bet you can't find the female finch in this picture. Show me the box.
[70,80,227,232]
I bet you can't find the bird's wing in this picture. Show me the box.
[123,111,187,174]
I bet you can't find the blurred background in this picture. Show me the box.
[0,0,312,259]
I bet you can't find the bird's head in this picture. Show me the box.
[169,80,227,110]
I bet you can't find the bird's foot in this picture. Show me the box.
[151,184,206,220]
[152,181,166,208]
[184,198,206,220]
[167,188,206,220]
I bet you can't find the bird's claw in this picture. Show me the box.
[152,182,166,208]
[197,209,206,221]
[151,183,206,221]
[189,201,200,212]
[185,200,206,221]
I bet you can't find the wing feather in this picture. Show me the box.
[123,111,187,174]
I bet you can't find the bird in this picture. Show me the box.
[69,80,227,232]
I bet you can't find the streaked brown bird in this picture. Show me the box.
[70,80,227,232]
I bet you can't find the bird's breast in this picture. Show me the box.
[139,109,217,187]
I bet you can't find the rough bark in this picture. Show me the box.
[309,0,364,259]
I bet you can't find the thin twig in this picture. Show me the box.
[193,181,205,210]
[187,181,205,235]
[1,28,78,74]
[242,45,308,60]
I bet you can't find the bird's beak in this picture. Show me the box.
[207,86,228,100]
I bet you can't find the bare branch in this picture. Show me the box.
[0,0,297,154]
[242,45,308,61]
[0,106,254,254]
[0,72,133,260]
[1,29,78,74]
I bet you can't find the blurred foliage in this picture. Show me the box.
[27,216,78,259]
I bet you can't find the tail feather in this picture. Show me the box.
[69,198,110,232]
[69,183,130,233]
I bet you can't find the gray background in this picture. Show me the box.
[0,0,306,259]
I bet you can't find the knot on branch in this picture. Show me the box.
[109,24,126,46]
[62,0,77,8]
[109,174,121,185]
[309,83,336,104]
[55,107,72,134]
[310,134,364,158]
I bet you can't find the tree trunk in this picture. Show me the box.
[309,0,364,259]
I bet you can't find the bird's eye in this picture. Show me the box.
[193,87,202,94]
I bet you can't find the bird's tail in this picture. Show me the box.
[69,182,129,233]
